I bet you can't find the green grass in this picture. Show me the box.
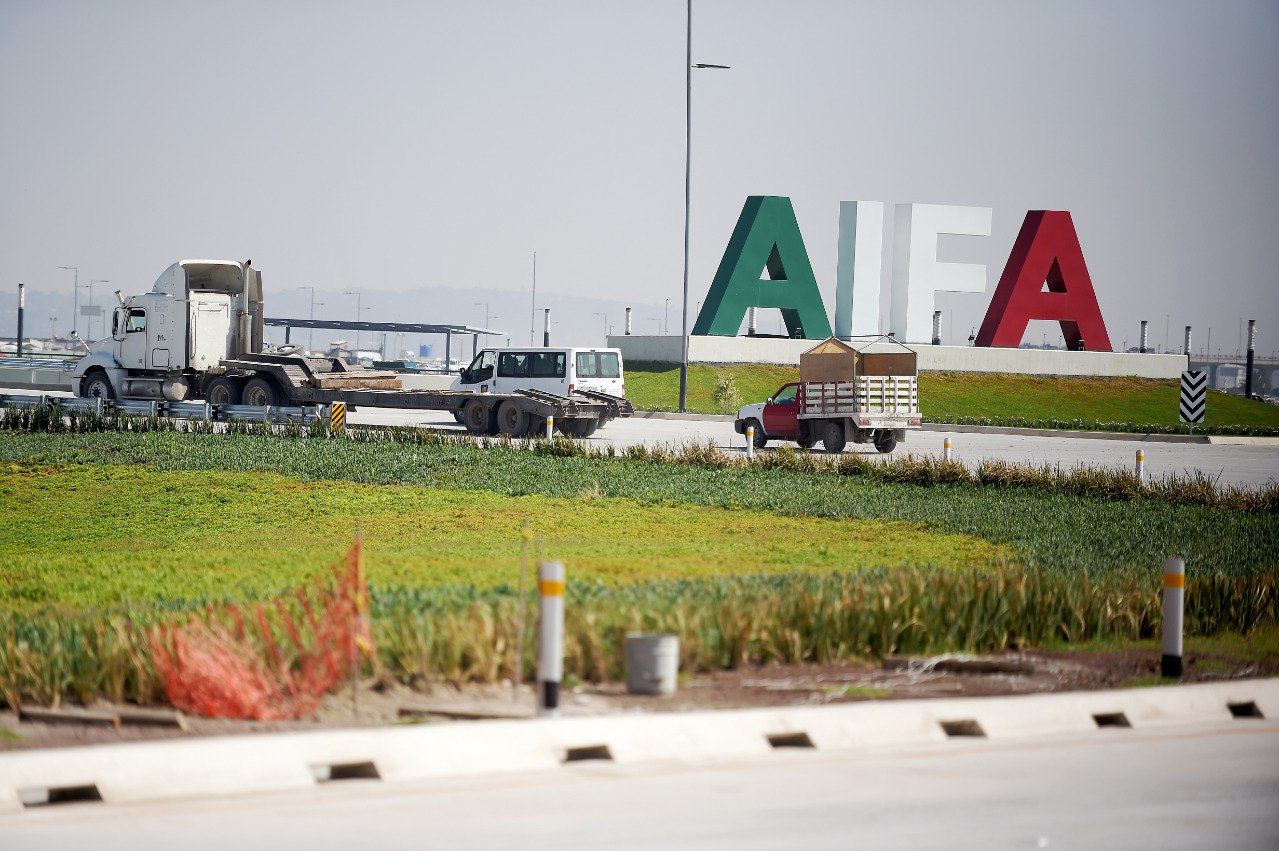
[2,431,1275,579]
[0,463,1009,610]
[624,362,1279,432]
[625,361,800,413]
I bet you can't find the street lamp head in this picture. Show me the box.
[693,63,730,69]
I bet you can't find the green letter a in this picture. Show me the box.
[693,196,831,338]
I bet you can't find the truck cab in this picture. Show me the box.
[72,260,262,402]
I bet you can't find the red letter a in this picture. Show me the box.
[975,211,1112,351]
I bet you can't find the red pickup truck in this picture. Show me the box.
[733,378,922,453]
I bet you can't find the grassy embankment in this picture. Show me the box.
[0,421,1274,704]
[624,362,1279,434]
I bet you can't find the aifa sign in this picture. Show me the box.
[693,196,1112,350]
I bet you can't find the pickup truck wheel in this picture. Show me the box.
[80,372,115,400]
[745,418,767,449]
[462,399,490,434]
[204,376,242,406]
[821,421,847,453]
[873,429,897,454]
[241,377,280,407]
[497,401,530,437]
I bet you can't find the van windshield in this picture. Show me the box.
[575,351,620,379]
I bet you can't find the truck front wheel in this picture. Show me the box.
[80,371,114,400]
[241,377,281,407]
[744,418,767,449]
[821,421,846,454]
[205,376,242,406]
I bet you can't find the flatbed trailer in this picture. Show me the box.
[218,353,633,437]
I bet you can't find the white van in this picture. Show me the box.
[451,347,627,433]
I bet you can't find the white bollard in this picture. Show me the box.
[546,415,554,439]
[943,436,952,462]
[1135,449,1145,484]
[746,425,755,459]
[537,560,565,716]
[1161,557,1184,678]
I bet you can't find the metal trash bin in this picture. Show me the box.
[624,632,679,696]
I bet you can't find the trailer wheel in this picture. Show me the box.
[821,421,846,454]
[452,410,466,425]
[80,371,115,400]
[205,376,241,406]
[873,429,897,454]
[242,377,280,407]
[497,400,530,437]
[744,418,767,449]
[462,399,490,434]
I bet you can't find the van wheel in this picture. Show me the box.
[462,399,490,434]
[873,429,897,454]
[241,377,280,407]
[497,401,530,437]
[821,421,846,453]
[205,376,241,406]
[745,418,767,449]
[80,371,115,400]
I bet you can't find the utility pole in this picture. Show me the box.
[529,251,537,346]
[16,283,25,357]
[58,266,78,338]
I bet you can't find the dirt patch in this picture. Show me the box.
[1,646,1273,752]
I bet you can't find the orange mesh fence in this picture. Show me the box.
[150,539,374,720]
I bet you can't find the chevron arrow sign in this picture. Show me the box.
[1180,370,1207,423]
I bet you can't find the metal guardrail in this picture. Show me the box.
[0,393,324,425]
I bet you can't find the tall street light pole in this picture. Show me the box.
[594,311,608,342]
[474,301,490,345]
[89,279,109,340]
[297,286,322,353]
[344,289,366,354]
[58,266,78,338]
[678,0,729,412]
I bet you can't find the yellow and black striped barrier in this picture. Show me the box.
[328,402,347,435]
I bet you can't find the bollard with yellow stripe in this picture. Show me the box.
[1161,557,1184,677]
[327,402,347,436]
[537,560,565,715]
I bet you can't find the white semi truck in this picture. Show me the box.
[71,259,632,436]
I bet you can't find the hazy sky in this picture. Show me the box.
[2,0,1276,355]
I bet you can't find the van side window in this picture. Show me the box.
[125,309,146,333]
[497,352,531,377]
[532,352,566,378]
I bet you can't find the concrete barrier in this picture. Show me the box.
[611,335,1188,379]
[3,678,1274,812]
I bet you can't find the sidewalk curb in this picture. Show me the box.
[3,679,1274,812]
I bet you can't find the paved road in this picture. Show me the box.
[7,721,1277,850]
[6,389,1276,486]
[348,407,1279,488]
